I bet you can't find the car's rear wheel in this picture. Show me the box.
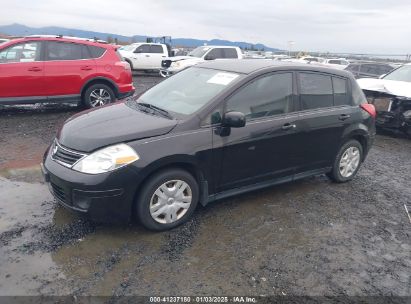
[327,139,363,183]
[135,169,199,231]
[83,83,115,108]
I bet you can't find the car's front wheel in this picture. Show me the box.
[327,139,363,183]
[135,169,199,231]
[83,83,115,108]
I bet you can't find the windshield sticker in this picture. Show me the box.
[207,72,239,86]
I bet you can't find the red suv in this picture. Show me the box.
[0,36,135,108]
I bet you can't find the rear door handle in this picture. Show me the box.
[339,114,351,121]
[145,55,150,57]
[282,123,296,130]
[28,67,42,72]
[80,66,93,71]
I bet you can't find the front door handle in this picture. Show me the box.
[282,123,296,130]
[339,114,351,121]
[80,66,93,71]
[145,55,150,57]
[28,67,42,72]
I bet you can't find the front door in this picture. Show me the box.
[212,72,300,192]
[0,41,45,100]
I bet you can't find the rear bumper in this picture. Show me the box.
[118,88,135,99]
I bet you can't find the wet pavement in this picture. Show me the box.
[0,74,410,297]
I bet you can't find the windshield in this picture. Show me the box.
[383,65,411,82]
[188,46,210,58]
[129,67,240,115]
[120,44,138,51]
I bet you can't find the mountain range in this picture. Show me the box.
[0,23,280,51]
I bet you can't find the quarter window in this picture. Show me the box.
[0,42,41,63]
[299,73,333,110]
[332,77,348,106]
[226,73,293,119]
[46,42,90,60]
[88,45,106,58]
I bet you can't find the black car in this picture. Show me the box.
[345,62,394,79]
[42,60,376,231]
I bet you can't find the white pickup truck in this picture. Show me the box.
[160,45,243,77]
[119,43,169,70]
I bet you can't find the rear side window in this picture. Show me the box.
[223,48,238,58]
[150,45,164,53]
[332,77,348,106]
[226,73,293,119]
[299,73,333,110]
[88,45,106,58]
[329,59,341,64]
[46,42,90,60]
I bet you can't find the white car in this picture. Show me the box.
[319,58,350,70]
[160,46,243,77]
[0,38,9,44]
[119,43,169,70]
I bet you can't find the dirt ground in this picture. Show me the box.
[0,74,410,298]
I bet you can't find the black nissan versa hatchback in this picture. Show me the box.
[42,60,376,231]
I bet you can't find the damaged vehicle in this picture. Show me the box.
[160,45,242,77]
[357,63,411,136]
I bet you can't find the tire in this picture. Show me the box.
[82,83,115,109]
[327,139,363,183]
[135,169,199,231]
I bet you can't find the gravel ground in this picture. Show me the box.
[0,74,410,299]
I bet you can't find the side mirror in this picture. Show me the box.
[222,111,246,128]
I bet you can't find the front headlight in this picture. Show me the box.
[72,143,139,174]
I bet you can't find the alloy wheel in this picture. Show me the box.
[339,146,360,178]
[89,89,112,107]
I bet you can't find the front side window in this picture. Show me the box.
[346,64,359,72]
[128,67,241,115]
[299,73,333,110]
[188,46,210,58]
[205,48,223,60]
[226,73,293,119]
[135,44,151,53]
[46,42,89,60]
[0,42,41,63]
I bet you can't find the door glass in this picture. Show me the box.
[45,42,89,60]
[223,48,238,58]
[299,73,333,110]
[226,73,293,119]
[135,44,151,53]
[332,77,348,106]
[0,42,41,63]
[150,45,163,53]
[205,48,223,60]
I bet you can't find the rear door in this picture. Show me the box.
[212,72,301,192]
[293,72,355,175]
[43,41,96,99]
[0,41,45,100]
[148,44,167,68]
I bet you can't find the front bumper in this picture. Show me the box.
[42,152,140,223]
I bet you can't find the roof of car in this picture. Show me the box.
[197,59,353,77]
[1,36,113,49]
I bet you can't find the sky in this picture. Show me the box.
[1,0,411,54]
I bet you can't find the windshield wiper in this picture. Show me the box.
[137,102,173,119]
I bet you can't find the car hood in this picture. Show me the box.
[57,102,178,152]
[357,78,411,98]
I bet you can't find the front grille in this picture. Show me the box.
[51,140,85,167]
[161,59,172,68]
[51,182,67,203]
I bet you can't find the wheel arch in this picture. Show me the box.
[341,127,369,161]
[81,77,120,100]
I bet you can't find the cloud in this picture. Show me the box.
[1,0,411,53]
